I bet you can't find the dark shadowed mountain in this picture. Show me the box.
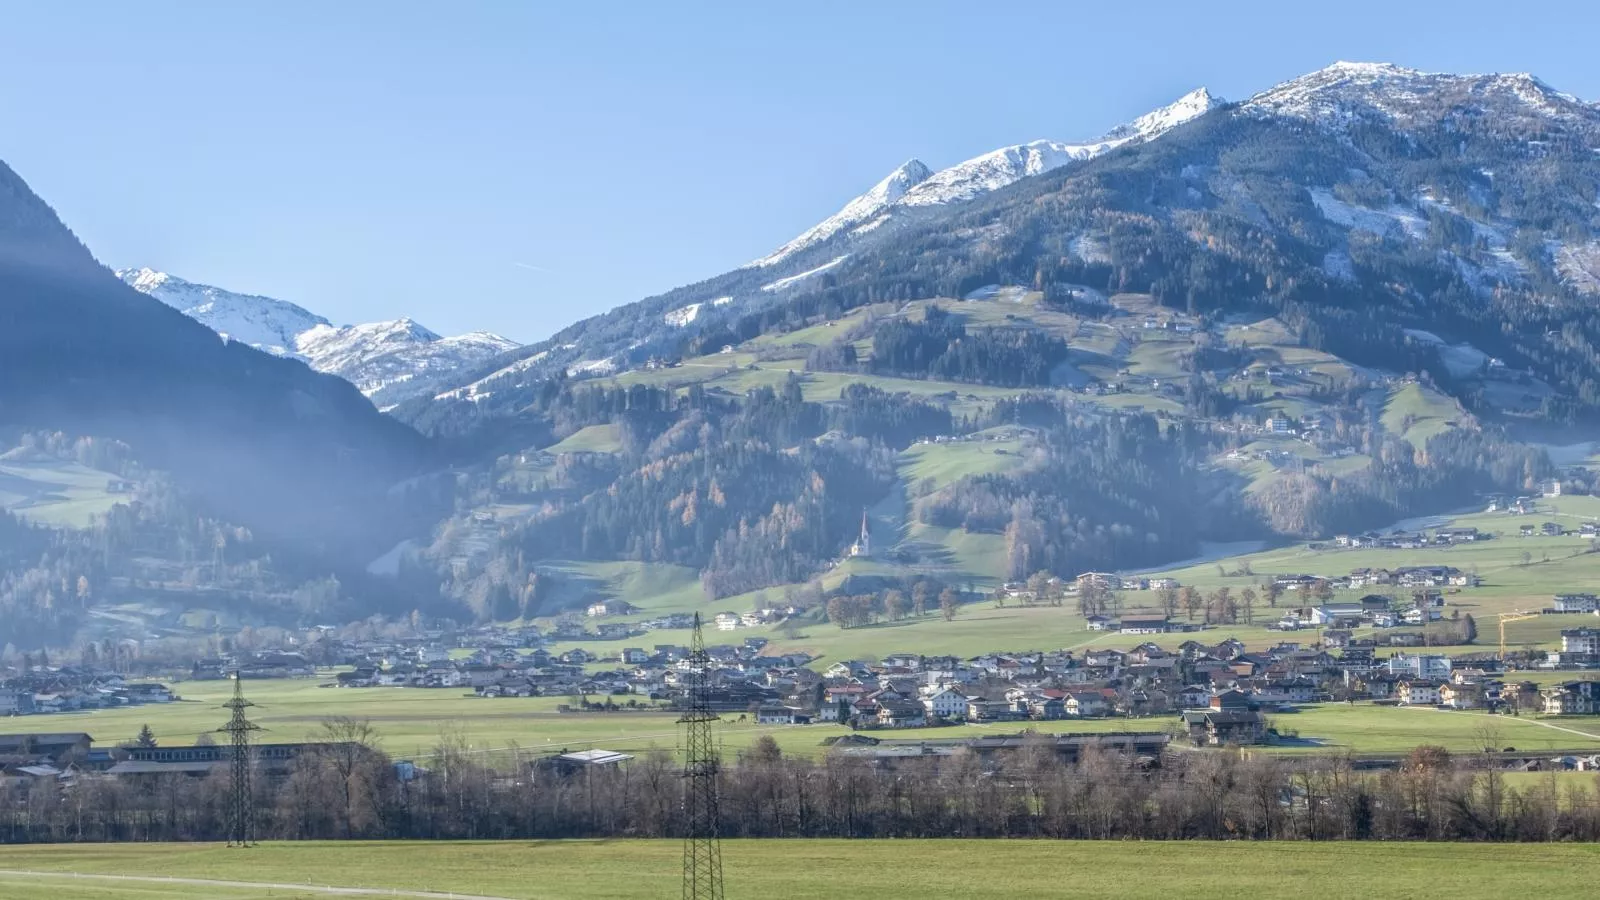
[0,159,431,551]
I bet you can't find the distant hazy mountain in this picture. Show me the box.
[0,163,427,549]
[118,268,519,408]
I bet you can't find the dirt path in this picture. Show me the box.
[0,869,521,899]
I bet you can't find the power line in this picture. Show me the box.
[218,670,261,848]
[680,613,725,900]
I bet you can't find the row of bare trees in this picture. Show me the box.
[4,727,1600,844]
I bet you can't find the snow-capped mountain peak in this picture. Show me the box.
[749,159,931,268]
[749,87,1223,267]
[118,266,329,355]
[119,268,519,408]
[1103,87,1223,141]
[1243,61,1598,132]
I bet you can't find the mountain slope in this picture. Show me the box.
[360,61,1590,624]
[407,62,1600,434]
[119,268,520,408]
[117,267,330,355]
[0,161,429,549]
[404,87,1228,414]
[751,88,1224,268]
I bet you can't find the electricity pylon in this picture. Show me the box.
[680,613,724,900]
[218,670,261,847]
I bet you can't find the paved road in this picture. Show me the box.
[0,869,521,899]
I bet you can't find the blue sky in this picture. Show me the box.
[2,1,1598,342]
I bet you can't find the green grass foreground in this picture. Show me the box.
[3,839,1600,899]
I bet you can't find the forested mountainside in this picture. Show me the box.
[4,62,1598,652]
[411,63,1600,424]
[394,63,1591,625]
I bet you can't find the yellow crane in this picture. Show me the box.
[1499,610,1541,660]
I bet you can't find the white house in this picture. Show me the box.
[713,612,741,631]
[1555,594,1600,614]
[1562,628,1600,656]
[1310,603,1365,625]
[1398,680,1442,706]
[920,687,969,720]
[1386,653,1452,680]
[1065,692,1109,717]
[755,706,809,725]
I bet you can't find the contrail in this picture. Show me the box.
[512,262,547,272]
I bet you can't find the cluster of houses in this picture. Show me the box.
[1069,572,1179,593]
[1331,526,1488,550]
[741,631,1600,746]
[1518,521,1593,538]
[754,641,1413,745]
[1274,593,1448,632]
[0,669,175,718]
[1486,485,1565,513]
[335,636,816,707]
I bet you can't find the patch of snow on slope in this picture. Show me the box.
[1322,250,1356,282]
[1069,235,1113,265]
[1438,343,1489,377]
[567,358,618,377]
[761,255,849,292]
[851,215,890,235]
[664,303,703,327]
[1405,328,1485,377]
[711,296,733,306]
[438,350,550,401]
[1309,189,1427,240]
[1553,240,1600,294]
[1416,193,1525,282]
[964,285,1029,302]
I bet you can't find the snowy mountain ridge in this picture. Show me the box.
[1242,61,1600,132]
[117,268,519,408]
[118,267,330,355]
[750,87,1224,268]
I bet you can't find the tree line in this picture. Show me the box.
[6,727,1599,844]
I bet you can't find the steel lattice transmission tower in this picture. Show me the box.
[218,670,261,847]
[680,612,725,900]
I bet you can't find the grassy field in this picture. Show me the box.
[0,455,124,527]
[1271,703,1600,753]
[542,424,622,454]
[1138,494,1600,650]
[898,433,1031,492]
[1383,381,1463,445]
[5,840,1600,899]
[11,673,1600,763]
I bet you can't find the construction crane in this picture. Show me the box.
[1498,610,1541,661]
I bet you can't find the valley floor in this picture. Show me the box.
[13,674,1600,760]
[4,839,1600,899]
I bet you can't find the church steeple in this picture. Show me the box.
[850,508,871,557]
